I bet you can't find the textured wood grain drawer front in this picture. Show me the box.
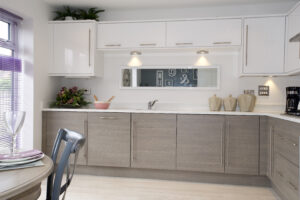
[87,113,131,167]
[273,153,299,200]
[131,114,176,170]
[177,115,225,173]
[274,131,298,166]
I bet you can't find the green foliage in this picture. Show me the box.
[50,87,90,108]
[53,6,104,21]
[78,8,105,21]
[53,6,78,20]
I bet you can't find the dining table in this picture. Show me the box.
[0,155,53,200]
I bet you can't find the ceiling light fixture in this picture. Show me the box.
[128,51,142,67]
[195,50,211,66]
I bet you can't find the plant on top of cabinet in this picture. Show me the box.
[78,8,105,21]
[53,6,104,21]
[50,87,91,108]
[53,6,79,20]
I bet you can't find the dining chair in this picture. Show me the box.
[46,128,86,200]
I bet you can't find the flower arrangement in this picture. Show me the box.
[50,87,90,108]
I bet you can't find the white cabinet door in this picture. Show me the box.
[166,19,242,47]
[243,17,285,74]
[97,22,166,49]
[286,5,300,73]
[50,22,95,75]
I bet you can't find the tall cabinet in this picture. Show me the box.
[242,17,286,74]
[48,21,103,77]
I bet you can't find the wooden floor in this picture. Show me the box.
[39,175,279,200]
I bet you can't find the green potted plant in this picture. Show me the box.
[50,87,90,108]
[53,6,78,20]
[78,8,105,21]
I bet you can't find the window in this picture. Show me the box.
[0,9,22,150]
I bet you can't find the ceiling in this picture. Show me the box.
[44,0,299,9]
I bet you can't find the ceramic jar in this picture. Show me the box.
[209,94,222,111]
[223,95,237,111]
[238,94,256,112]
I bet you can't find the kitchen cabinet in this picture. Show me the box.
[131,114,176,170]
[242,17,285,74]
[97,22,166,49]
[166,19,242,47]
[43,112,88,165]
[177,115,225,173]
[87,113,131,167]
[48,21,103,77]
[285,4,300,73]
[225,116,259,175]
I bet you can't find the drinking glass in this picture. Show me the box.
[4,111,26,155]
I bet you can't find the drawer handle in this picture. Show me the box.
[140,43,157,46]
[175,42,193,46]
[99,116,118,120]
[213,42,232,45]
[104,44,121,47]
[288,181,298,191]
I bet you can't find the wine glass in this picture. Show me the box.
[4,111,26,155]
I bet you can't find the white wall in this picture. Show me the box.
[60,51,300,112]
[2,0,59,150]
[100,1,297,21]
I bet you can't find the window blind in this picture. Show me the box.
[0,56,23,150]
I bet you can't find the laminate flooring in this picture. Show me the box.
[39,174,279,200]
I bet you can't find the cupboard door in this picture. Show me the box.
[131,114,176,170]
[243,17,285,74]
[44,112,88,165]
[225,116,259,175]
[177,115,225,173]
[87,113,131,167]
[286,5,300,73]
[97,22,166,48]
[166,19,241,47]
[51,22,95,75]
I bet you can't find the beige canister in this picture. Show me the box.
[238,94,256,112]
[223,95,237,111]
[209,94,222,111]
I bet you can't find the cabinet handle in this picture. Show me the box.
[98,116,118,120]
[245,25,249,66]
[104,44,121,47]
[139,43,157,47]
[131,121,136,164]
[213,42,232,45]
[175,42,193,46]
[88,29,91,67]
[288,181,298,191]
[84,120,88,160]
[225,121,230,167]
[269,126,274,177]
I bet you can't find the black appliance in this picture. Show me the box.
[286,87,300,116]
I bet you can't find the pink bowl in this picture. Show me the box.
[94,101,110,109]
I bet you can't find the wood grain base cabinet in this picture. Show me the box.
[87,113,131,167]
[225,116,260,175]
[43,112,88,165]
[131,114,176,170]
[177,115,225,173]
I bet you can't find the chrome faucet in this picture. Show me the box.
[148,100,158,110]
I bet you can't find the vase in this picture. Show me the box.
[223,95,237,111]
[238,94,256,112]
[209,94,222,111]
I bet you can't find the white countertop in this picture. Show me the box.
[42,108,300,124]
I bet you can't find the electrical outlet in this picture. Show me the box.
[258,85,269,96]
[84,88,91,95]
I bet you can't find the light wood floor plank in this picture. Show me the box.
[39,175,279,200]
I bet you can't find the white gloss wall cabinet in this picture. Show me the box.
[242,17,286,74]
[166,19,242,47]
[97,22,166,49]
[48,21,103,77]
[286,4,300,73]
